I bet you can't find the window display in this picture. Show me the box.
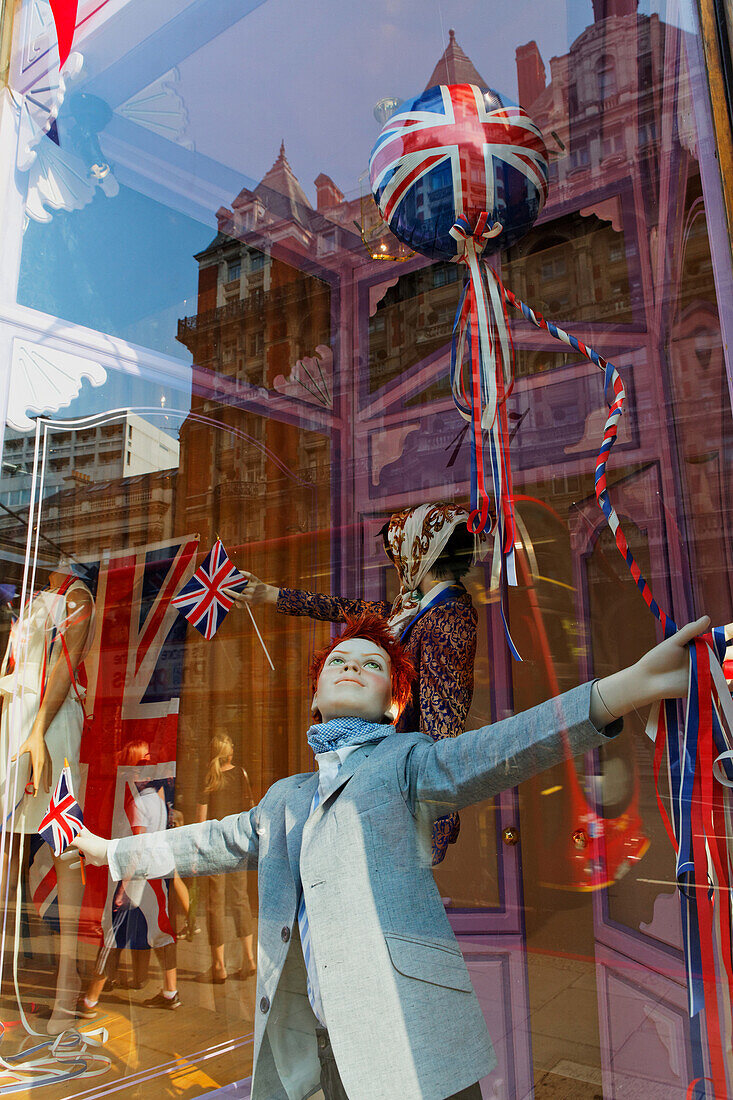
[70,610,706,1100]
[0,0,732,1097]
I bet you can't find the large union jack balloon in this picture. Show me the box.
[369,83,550,613]
[369,83,549,261]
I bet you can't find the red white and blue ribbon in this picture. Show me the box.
[449,216,521,658]
[499,282,733,1097]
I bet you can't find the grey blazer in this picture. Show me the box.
[109,682,616,1100]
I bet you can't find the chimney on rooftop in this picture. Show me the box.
[592,0,638,20]
[314,173,344,212]
[515,40,546,109]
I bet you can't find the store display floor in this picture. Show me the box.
[0,910,696,1098]
[0,925,256,1099]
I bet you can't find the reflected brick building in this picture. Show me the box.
[170,0,732,784]
[174,144,338,799]
[167,9,733,1091]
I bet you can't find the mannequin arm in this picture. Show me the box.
[65,809,260,880]
[231,572,279,607]
[407,617,711,814]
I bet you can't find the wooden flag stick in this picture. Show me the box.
[215,535,273,668]
[245,604,275,671]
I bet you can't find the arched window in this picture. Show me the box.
[596,54,617,99]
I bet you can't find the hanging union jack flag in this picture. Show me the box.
[171,538,247,640]
[39,766,83,856]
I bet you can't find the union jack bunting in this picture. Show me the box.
[39,766,83,856]
[171,538,247,640]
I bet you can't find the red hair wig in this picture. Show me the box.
[309,612,415,720]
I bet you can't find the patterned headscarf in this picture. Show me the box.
[385,502,480,634]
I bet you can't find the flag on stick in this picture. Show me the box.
[39,763,83,856]
[171,538,247,640]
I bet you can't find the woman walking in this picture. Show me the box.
[196,730,256,982]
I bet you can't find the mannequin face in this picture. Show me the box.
[314,637,393,723]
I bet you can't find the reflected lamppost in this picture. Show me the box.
[373,96,403,126]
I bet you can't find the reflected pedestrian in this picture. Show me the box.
[79,740,180,1017]
[196,730,256,982]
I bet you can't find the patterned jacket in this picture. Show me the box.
[276,586,478,863]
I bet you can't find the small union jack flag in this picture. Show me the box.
[171,538,247,640]
[39,766,83,856]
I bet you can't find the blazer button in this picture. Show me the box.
[260,996,270,1014]
[281,926,290,942]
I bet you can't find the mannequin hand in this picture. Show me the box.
[231,572,278,607]
[60,826,110,868]
[591,616,711,725]
[633,616,711,702]
[12,725,51,796]
[112,881,131,911]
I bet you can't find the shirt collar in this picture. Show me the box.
[315,744,362,768]
[418,579,456,610]
[314,743,363,798]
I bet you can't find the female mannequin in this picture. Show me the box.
[0,562,94,1034]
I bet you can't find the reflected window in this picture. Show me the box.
[541,256,566,280]
[639,118,657,145]
[568,82,579,115]
[602,132,624,159]
[596,53,617,99]
[570,141,590,169]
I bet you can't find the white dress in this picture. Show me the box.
[0,580,95,834]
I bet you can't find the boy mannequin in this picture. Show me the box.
[68,611,709,1100]
[233,501,481,865]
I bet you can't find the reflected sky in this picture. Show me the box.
[167,0,672,196]
[18,185,208,361]
[15,0,676,426]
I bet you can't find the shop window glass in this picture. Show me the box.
[1,1,732,1097]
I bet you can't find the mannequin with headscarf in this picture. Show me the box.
[232,502,479,864]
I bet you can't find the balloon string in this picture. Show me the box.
[501,278,733,1099]
[500,279,676,636]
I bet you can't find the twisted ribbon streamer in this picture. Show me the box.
[449,215,520,658]
[448,246,732,1088]
[499,282,733,1097]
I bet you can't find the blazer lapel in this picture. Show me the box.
[286,741,386,887]
[285,773,319,892]
[317,742,374,806]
